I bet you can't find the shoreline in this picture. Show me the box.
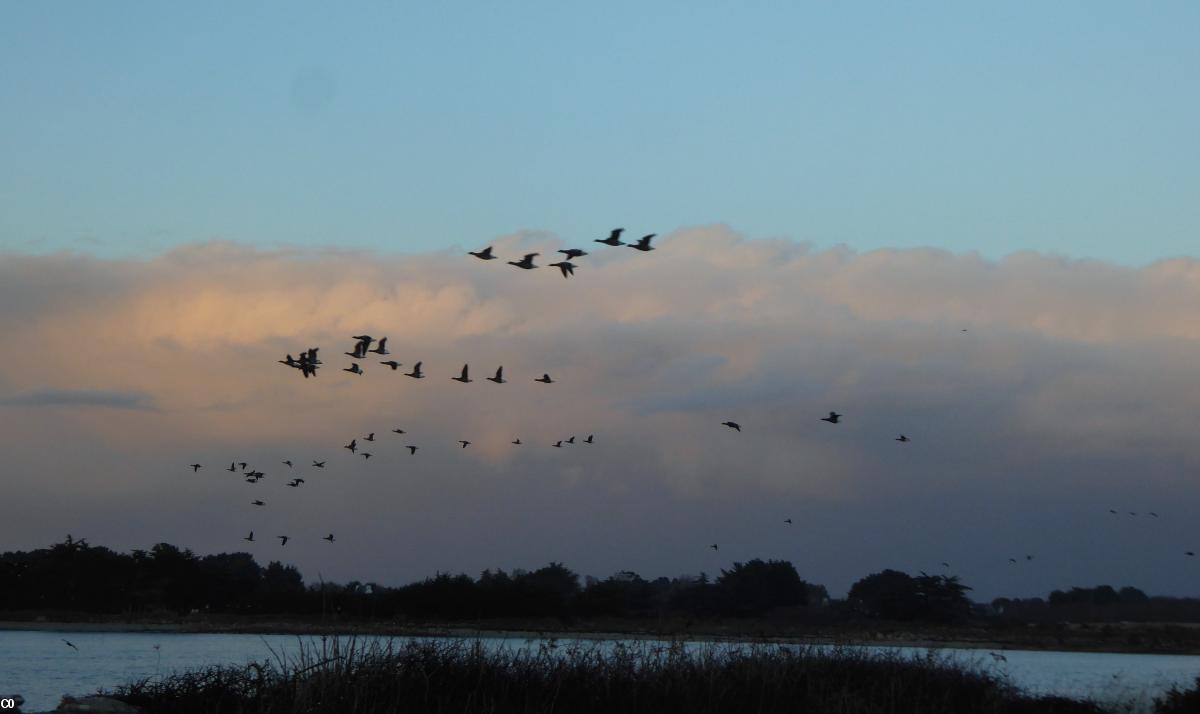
[6,619,1200,656]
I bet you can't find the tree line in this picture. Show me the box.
[1,536,1195,625]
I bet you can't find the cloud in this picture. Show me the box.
[1,226,1198,600]
[0,387,154,410]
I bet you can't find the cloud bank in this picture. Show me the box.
[2,226,1199,599]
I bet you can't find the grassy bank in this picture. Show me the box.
[105,637,1105,714]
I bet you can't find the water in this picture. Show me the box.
[1,629,1198,712]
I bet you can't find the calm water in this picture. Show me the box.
[2,630,1199,712]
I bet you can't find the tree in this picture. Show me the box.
[714,559,807,617]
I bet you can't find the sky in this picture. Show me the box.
[1,2,1198,263]
[1,4,1199,600]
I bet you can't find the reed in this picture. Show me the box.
[107,636,1106,713]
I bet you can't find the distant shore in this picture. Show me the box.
[6,617,1200,655]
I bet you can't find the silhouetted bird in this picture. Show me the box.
[227,463,237,472]
[629,234,656,251]
[508,253,538,269]
[406,362,425,379]
[512,439,522,445]
[469,246,498,260]
[1187,552,1195,557]
[370,337,389,355]
[252,500,264,506]
[453,364,472,383]
[392,428,406,434]
[361,453,372,459]
[459,440,470,449]
[710,544,719,551]
[566,436,575,444]
[344,439,357,453]
[239,462,248,470]
[1026,555,1034,561]
[323,534,335,542]
[722,421,741,432]
[941,562,951,568]
[1150,512,1159,517]
[344,363,363,375]
[488,366,506,383]
[364,433,375,441]
[282,460,293,468]
[596,228,625,246]
[1109,509,1118,514]
[784,518,792,525]
[548,261,576,278]
[277,536,289,546]
[288,479,305,487]
[896,435,910,442]
[1008,558,1017,564]
[584,434,594,443]
[988,652,1007,663]
[407,446,418,455]
[1129,512,1137,516]
[381,360,402,370]
[821,412,842,424]
[535,373,554,383]
[189,464,201,472]
[559,248,588,259]
[553,441,563,448]
[63,639,78,651]
[345,342,367,359]
[244,531,254,542]
[312,461,326,468]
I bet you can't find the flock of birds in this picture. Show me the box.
[192,227,1198,567]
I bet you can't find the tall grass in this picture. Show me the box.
[107,636,1104,713]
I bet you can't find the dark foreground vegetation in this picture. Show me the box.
[106,638,1104,714]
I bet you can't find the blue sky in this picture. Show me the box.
[1,2,1197,264]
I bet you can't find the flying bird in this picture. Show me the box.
[392,428,406,434]
[584,435,594,443]
[189,464,202,472]
[239,462,248,471]
[596,228,625,246]
[244,531,255,542]
[508,253,539,269]
[312,461,326,468]
[344,363,364,375]
[559,248,588,259]
[364,433,375,441]
[1187,552,1195,557]
[710,544,719,552]
[381,360,402,370]
[722,421,741,432]
[287,479,305,487]
[282,460,293,468]
[407,446,418,455]
[512,439,522,445]
[548,261,576,278]
[895,435,910,443]
[63,639,78,651]
[251,500,265,506]
[469,246,498,260]
[361,453,372,459]
[488,366,506,384]
[459,440,471,449]
[453,364,472,383]
[1008,558,1017,564]
[344,342,367,359]
[405,362,425,379]
[344,439,357,453]
[369,337,389,355]
[628,234,656,251]
[553,441,563,448]
[784,518,792,525]
[277,536,289,546]
[227,463,237,472]
[535,373,554,383]
[323,534,335,542]
[821,412,842,424]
